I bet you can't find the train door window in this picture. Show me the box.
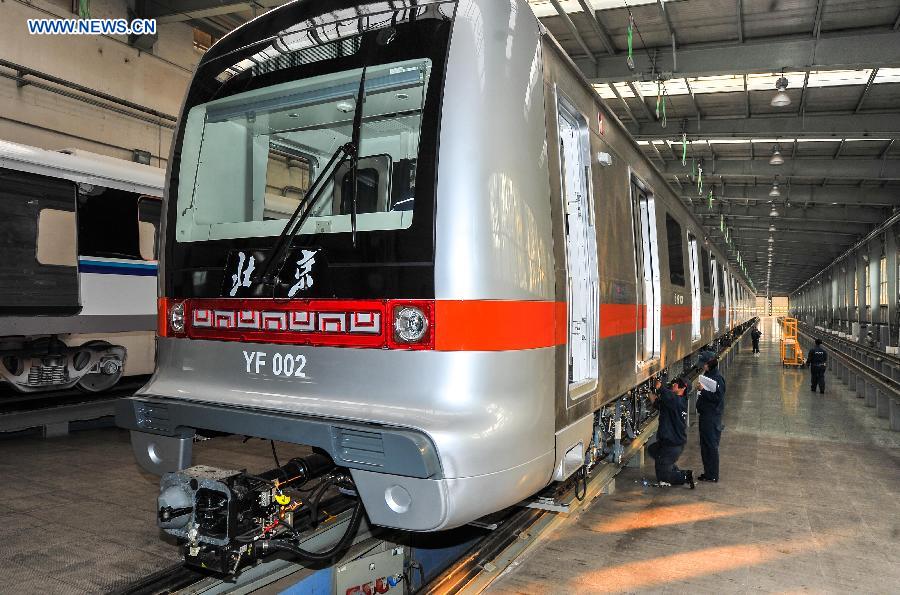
[879,256,888,305]
[557,97,599,390]
[701,248,711,293]
[631,179,661,363]
[711,256,720,332]
[138,197,161,260]
[665,215,685,286]
[688,233,701,342]
[77,185,141,260]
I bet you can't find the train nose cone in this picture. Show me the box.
[385,485,412,514]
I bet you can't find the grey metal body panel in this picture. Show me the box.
[538,36,755,431]
[117,396,441,479]
[434,0,554,302]
[140,337,556,480]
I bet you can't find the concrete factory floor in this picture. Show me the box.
[0,317,897,594]
[489,317,900,594]
[0,430,311,593]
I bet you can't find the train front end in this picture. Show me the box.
[118,0,559,557]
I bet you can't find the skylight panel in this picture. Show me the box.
[874,68,900,84]
[527,0,656,18]
[687,75,745,94]
[806,69,873,87]
[746,72,805,91]
[592,84,618,99]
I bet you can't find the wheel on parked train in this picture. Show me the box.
[75,340,123,392]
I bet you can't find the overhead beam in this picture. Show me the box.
[735,0,744,43]
[854,68,879,113]
[681,184,900,206]
[577,0,616,56]
[660,159,900,181]
[550,0,597,65]
[696,205,889,223]
[634,112,900,138]
[576,30,900,82]
[627,82,655,121]
[608,83,639,125]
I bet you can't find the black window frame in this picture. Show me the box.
[665,213,685,287]
[701,247,711,293]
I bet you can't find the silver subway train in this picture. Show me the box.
[0,140,163,393]
[117,0,754,567]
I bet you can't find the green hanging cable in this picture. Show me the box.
[707,189,713,210]
[720,215,724,232]
[691,159,696,178]
[79,0,90,18]
[681,133,687,166]
[697,165,703,195]
[626,15,634,70]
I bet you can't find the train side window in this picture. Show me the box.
[687,233,701,342]
[711,256,720,332]
[631,180,661,363]
[138,197,162,260]
[665,214,685,286]
[77,185,141,260]
[701,248,711,293]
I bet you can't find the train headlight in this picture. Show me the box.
[169,301,186,333]
[393,306,428,343]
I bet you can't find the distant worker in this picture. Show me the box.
[751,326,762,356]
[865,330,878,348]
[807,338,828,394]
[648,378,694,489]
[696,356,725,483]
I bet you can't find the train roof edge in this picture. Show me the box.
[0,139,164,197]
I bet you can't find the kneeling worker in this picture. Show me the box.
[647,377,695,489]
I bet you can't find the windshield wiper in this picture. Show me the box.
[255,141,354,286]
[349,67,367,247]
[256,68,368,288]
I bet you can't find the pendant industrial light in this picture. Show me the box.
[771,73,791,107]
[769,204,780,217]
[769,180,781,198]
[769,224,776,232]
[768,236,774,243]
[769,144,784,165]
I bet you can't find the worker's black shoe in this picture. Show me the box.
[686,470,695,489]
[698,474,718,483]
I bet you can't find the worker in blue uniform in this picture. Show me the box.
[696,356,725,482]
[751,326,762,355]
[647,377,694,489]
[806,338,828,394]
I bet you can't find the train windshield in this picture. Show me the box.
[174,58,431,242]
[165,2,454,298]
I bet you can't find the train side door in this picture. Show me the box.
[631,180,661,364]
[688,233,701,342]
[557,98,599,393]
[711,256,720,332]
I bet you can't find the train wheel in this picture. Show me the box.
[76,340,123,393]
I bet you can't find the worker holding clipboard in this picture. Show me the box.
[696,354,726,482]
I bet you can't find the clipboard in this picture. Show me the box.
[698,375,718,393]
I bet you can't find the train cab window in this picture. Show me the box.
[711,256,720,332]
[665,214,685,286]
[687,233,701,342]
[175,58,432,242]
[701,248,711,293]
[78,186,143,260]
[632,180,661,363]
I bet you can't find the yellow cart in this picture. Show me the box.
[780,317,805,367]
